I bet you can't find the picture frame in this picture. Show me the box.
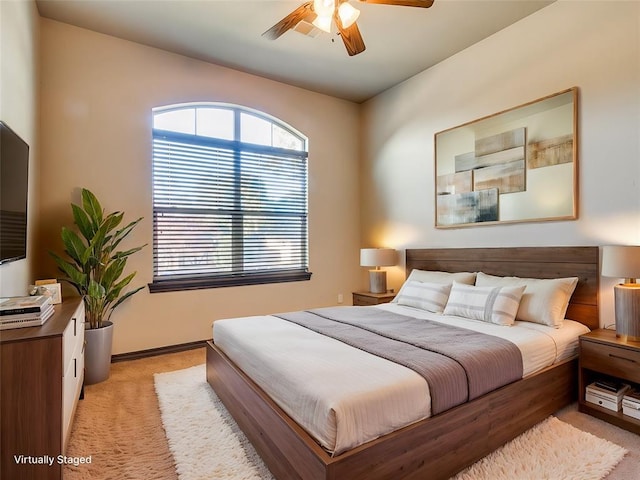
[34,279,63,304]
[42,283,62,304]
[435,87,578,228]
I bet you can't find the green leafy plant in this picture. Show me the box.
[50,188,146,329]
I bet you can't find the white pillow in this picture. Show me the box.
[393,270,476,303]
[406,269,477,285]
[475,272,578,328]
[443,282,526,326]
[395,281,452,313]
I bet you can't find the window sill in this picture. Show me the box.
[148,270,312,293]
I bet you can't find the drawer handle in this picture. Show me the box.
[73,317,77,336]
[74,358,77,378]
[609,353,637,363]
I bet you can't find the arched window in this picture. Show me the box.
[149,103,310,292]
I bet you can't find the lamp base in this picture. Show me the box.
[368,270,387,294]
[614,284,640,342]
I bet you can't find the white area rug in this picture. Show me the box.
[453,416,627,480]
[155,364,274,480]
[155,364,627,480]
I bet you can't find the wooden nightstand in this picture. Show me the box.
[352,291,395,306]
[578,328,640,434]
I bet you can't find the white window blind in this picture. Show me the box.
[149,105,310,292]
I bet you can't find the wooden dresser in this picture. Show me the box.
[1,297,85,480]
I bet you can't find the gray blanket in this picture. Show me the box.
[275,306,523,415]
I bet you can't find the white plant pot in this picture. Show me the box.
[84,321,114,385]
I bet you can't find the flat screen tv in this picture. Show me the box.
[0,121,30,264]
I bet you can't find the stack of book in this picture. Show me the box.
[622,389,640,420]
[0,295,54,330]
[585,380,631,412]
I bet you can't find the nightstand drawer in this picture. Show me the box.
[352,292,395,306]
[581,341,640,384]
[353,295,379,306]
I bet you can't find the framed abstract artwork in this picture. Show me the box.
[435,87,578,228]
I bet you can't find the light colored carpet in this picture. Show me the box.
[64,348,640,479]
[155,364,629,480]
[64,348,206,480]
[555,403,640,480]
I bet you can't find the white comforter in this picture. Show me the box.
[212,304,589,455]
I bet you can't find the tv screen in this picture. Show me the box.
[0,121,29,264]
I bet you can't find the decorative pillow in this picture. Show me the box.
[395,281,452,313]
[393,270,476,303]
[475,272,578,328]
[443,282,526,326]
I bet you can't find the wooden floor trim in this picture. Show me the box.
[111,339,209,363]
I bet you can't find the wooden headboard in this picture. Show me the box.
[406,246,599,330]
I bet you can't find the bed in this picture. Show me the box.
[206,246,599,480]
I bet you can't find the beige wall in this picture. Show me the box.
[13,1,639,351]
[37,19,361,354]
[360,1,640,324]
[0,0,40,297]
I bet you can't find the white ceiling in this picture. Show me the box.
[35,0,554,103]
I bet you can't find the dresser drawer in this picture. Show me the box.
[62,352,84,450]
[63,303,85,372]
[580,340,640,384]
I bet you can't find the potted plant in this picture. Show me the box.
[50,188,145,384]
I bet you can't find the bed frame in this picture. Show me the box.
[206,246,599,480]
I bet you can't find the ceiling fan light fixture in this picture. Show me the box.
[312,14,333,33]
[265,0,433,56]
[338,2,360,28]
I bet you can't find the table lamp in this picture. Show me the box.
[601,245,640,341]
[360,248,397,294]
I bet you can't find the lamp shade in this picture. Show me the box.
[338,2,360,28]
[313,0,335,17]
[360,248,396,267]
[602,245,640,341]
[312,14,332,33]
[602,245,640,282]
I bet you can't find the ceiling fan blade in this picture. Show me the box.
[335,18,366,56]
[357,0,434,7]
[262,2,314,40]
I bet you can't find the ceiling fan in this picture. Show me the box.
[263,0,435,57]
